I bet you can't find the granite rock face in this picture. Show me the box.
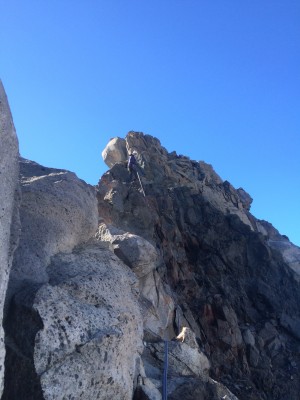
[3,158,109,399]
[96,223,175,338]
[0,81,20,397]
[34,241,143,400]
[6,158,98,300]
[3,150,144,400]
[97,132,300,400]
[4,240,144,400]
[102,137,127,168]
[2,109,300,400]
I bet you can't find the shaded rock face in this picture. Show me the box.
[0,81,20,397]
[96,223,175,339]
[1,106,300,400]
[2,149,144,400]
[256,219,300,277]
[136,327,238,400]
[97,132,300,400]
[4,241,143,400]
[3,157,144,400]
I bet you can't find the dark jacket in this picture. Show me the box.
[128,154,136,170]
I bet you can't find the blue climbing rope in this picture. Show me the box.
[162,340,169,400]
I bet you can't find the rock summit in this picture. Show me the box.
[1,87,300,399]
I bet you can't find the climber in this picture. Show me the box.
[127,153,146,196]
[127,153,137,180]
[128,153,145,178]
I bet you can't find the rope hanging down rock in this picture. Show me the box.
[162,340,169,400]
[136,171,146,197]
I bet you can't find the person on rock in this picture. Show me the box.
[127,153,137,180]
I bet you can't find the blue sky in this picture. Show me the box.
[1,1,299,245]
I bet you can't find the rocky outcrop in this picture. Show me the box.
[34,241,143,400]
[0,81,20,397]
[256,219,300,277]
[102,137,127,168]
[137,328,238,400]
[1,94,300,400]
[3,152,146,400]
[97,132,300,400]
[4,240,144,400]
[4,158,101,399]
[6,158,98,301]
[96,223,175,339]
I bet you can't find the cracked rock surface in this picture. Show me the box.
[98,132,300,400]
[34,241,143,400]
[2,123,300,400]
[6,158,98,301]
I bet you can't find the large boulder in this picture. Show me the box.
[3,158,99,399]
[7,158,98,299]
[34,241,143,400]
[0,80,20,396]
[102,137,127,168]
[97,223,161,278]
[4,241,144,400]
[97,223,175,338]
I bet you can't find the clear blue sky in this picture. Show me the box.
[1,1,299,246]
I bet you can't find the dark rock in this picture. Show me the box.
[2,285,44,400]
[2,124,300,399]
[97,131,300,400]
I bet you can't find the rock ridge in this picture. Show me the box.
[98,131,300,399]
[1,92,300,400]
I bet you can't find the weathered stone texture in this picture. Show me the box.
[3,241,144,400]
[33,242,143,400]
[3,157,105,400]
[0,81,20,397]
[7,158,98,300]
[102,136,127,168]
[98,131,300,400]
[97,223,175,338]
[2,115,300,400]
[97,223,161,278]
